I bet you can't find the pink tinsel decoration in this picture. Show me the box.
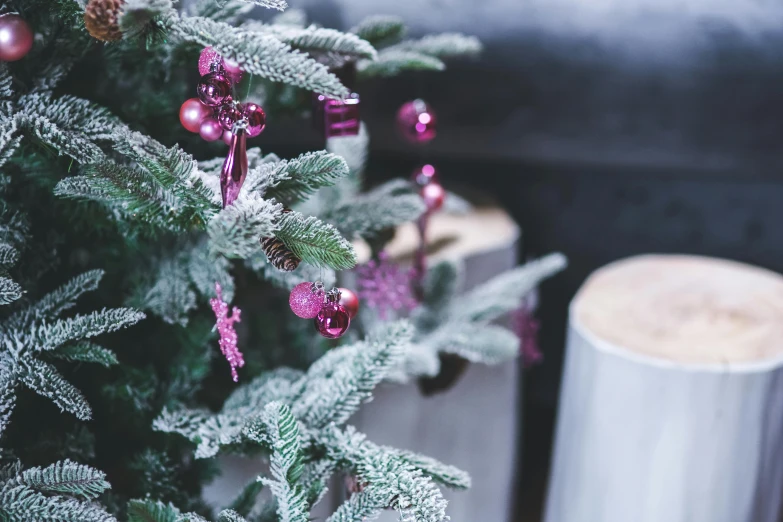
[210,283,244,382]
[514,292,542,368]
[356,251,417,319]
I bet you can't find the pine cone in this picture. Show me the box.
[84,0,125,42]
[261,237,301,272]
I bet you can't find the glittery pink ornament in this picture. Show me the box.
[397,99,436,144]
[241,102,266,138]
[420,181,446,212]
[356,251,417,319]
[324,93,360,137]
[179,98,212,133]
[220,128,248,207]
[289,282,325,319]
[210,282,244,382]
[315,301,351,339]
[198,47,222,76]
[199,117,223,142]
[197,72,231,107]
[338,287,360,319]
[514,294,542,368]
[222,57,243,83]
[412,164,438,188]
[0,14,33,62]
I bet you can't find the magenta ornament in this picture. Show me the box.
[198,46,222,76]
[338,287,360,319]
[289,282,325,319]
[397,99,436,144]
[199,117,223,142]
[197,72,231,107]
[179,98,211,133]
[315,301,351,339]
[241,102,266,138]
[356,251,417,319]
[0,14,33,62]
[324,93,360,137]
[220,129,248,208]
[218,103,242,131]
[412,164,438,188]
[420,181,446,212]
[222,130,233,145]
[210,282,245,382]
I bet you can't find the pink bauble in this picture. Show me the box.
[421,181,446,212]
[314,302,351,339]
[179,98,212,133]
[218,103,242,131]
[411,164,438,188]
[338,287,360,319]
[198,47,222,76]
[222,130,233,145]
[199,117,223,142]
[0,14,33,62]
[241,102,266,138]
[397,99,436,144]
[197,72,231,107]
[222,57,243,83]
[289,282,324,319]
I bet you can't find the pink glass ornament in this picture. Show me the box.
[421,181,446,212]
[197,72,231,107]
[356,251,417,319]
[210,282,245,382]
[179,98,212,133]
[412,164,438,188]
[0,14,33,62]
[324,93,360,137]
[289,282,325,319]
[241,102,266,138]
[222,57,243,83]
[397,99,436,144]
[199,117,223,142]
[198,46,222,76]
[218,103,242,131]
[222,129,233,145]
[315,301,351,339]
[337,287,360,319]
[220,128,248,207]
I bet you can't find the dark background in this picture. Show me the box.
[261,1,783,518]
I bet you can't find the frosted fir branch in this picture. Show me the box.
[392,449,471,490]
[391,33,482,59]
[16,357,92,420]
[300,460,335,507]
[357,50,444,79]
[188,239,235,303]
[187,0,254,23]
[207,196,283,259]
[274,211,356,270]
[324,184,426,239]
[246,253,335,291]
[18,459,111,500]
[227,479,265,518]
[259,151,350,205]
[218,510,249,522]
[0,245,18,268]
[271,8,306,26]
[119,0,177,38]
[254,24,377,60]
[138,256,197,326]
[51,342,119,368]
[426,324,519,365]
[0,358,15,438]
[0,483,116,521]
[127,499,181,522]
[350,15,406,47]
[0,115,20,170]
[33,308,146,352]
[326,490,386,522]
[173,17,348,99]
[0,278,22,305]
[420,260,462,314]
[154,408,249,459]
[237,0,288,10]
[0,64,12,102]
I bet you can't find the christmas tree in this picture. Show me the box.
[0,1,565,520]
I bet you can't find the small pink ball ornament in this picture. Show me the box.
[199,117,223,142]
[197,72,231,107]
[397,99,437,144]
[412,164,438,188]
[289,282,325,319]
[315,290,351,339]
[421,181,446,212]
[338,287,360,319]
[241,102,266,138]
[0,14,34,62]
[179,98,212,133]
[218,103,242,131]
[222,130,234,145]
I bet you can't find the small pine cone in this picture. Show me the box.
[261,237,301,272]
[84,0,125,42]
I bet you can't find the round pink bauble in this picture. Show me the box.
[411,164,438,188]
[314,302,351,339]
[0,14,33,62]
[421,181,446,212]
[198,47,222,76]
[338,287,360,319]
[222,130,233,145]
[289,282,325,319]
[199,117,223,142]
[241,102,266,138]
[197,72,231,107]
[179,98,212,133]
[218,103,242,131]
[397,99,437,144]
[222,57,243,83]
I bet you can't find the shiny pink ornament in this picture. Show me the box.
[324,93,360,137]
[421,181,446,212]
[199,117,223,142]
[338,287,360,319]
[397,99,436,144]
[218,103,242,131]
[222,57,243,83]
[220,129,248,207]
[179,98,212,133]
[222,129,233,145]
[0,14,33,62]
[198,47,222,76]
[315,301,351,339]
[210,282,245,382]
[241,102,266,138]
[412,164,438,188]
[197,72,231,107]
[289,282,325,319]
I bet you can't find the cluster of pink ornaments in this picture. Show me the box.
[289,283,359,339]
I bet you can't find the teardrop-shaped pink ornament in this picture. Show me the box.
[220,129,248,208]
